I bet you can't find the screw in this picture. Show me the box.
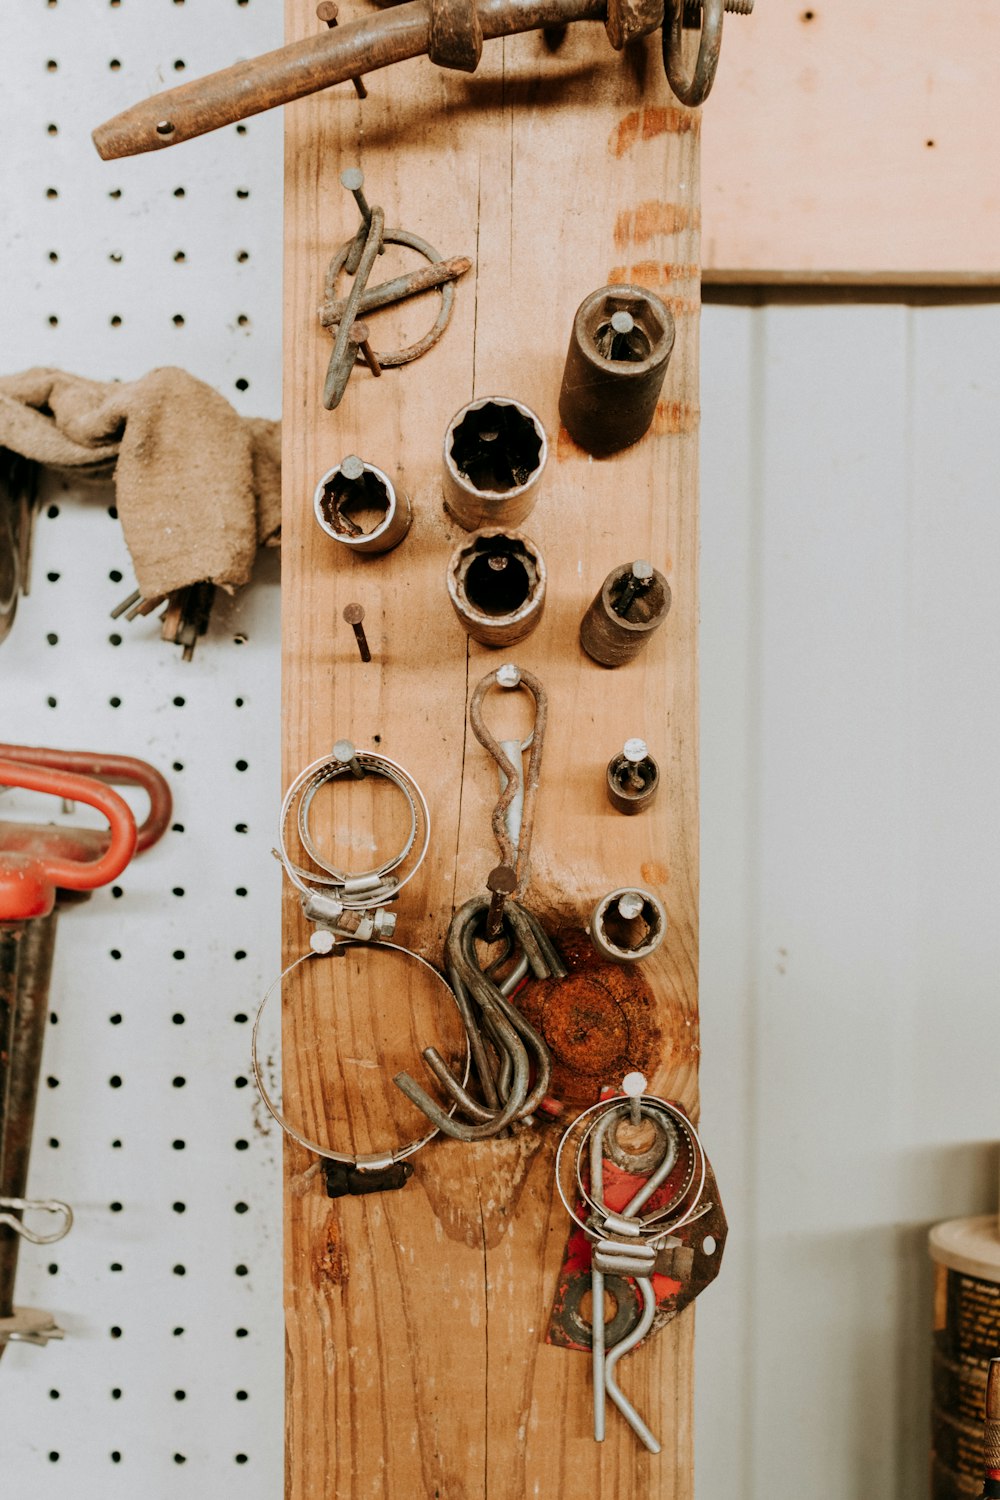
[348,321,382,378]
[496,663,521,689]
[621,1070,647,1127]
[485,864,517,941]
[614,560,654,619]
[332,738,366,779]
[319,4,368,96]
[342,602,371,663]
[340,167,372,225]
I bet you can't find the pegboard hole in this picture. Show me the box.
[703,1234,717,1255]
[48,315,59,327]
[234,1075,248,1088]
[173,59,186,71]
[234,950,247,961]
[110,949,122,960]
[109,568,122,581]
[109,1326,122,1338]
[48,251,58,262]
[46,696,57,708]
[47,1263,58,1275]
[235,759,248,772]
[235,886,248,896]
[172,950,185,961]
[173,1264,187,1276]
[109,1074,122,1087]
[233,1012,248,1023]
[234,1202,249,1215]
[111,1388,122,1400]
[46,1076,59,1088]
[235,378,249,392]
[235,1139,249,1151]
[110,1262,123,1272]
[109,250,123,263]
[173,1202,186,1213]
[47,122,58,135]
[172,761,184,772]
[49,1012,58,1025]
[109,696,121,708]
[172,886,185,896]
[236,1390,248,1400]
[47,571,60,581]
[110,315,122,328]
[173,1328,184,1337]
[49,1137,59,1148]
[235,823,248,834]
[236,124,247,135]
[48,1453,60,1463]
[111,885,123,898]
[235,1265,248,1277]
[109,1202,122,1213]
[111,1454,122,1465]
[233,632,248,645]
[172,697,185,708]
[108,631,122,644]
[173,314,185,327]
[108,188,122,199]
[109,58,121,71]
[46,631,58,644]
[109,1013,122,1024]
[172,1140,185,1150]
[49,1390,60,1400]
[173,187,186,198]
[236,250,249,263]
[111,1138,122,1149]
[173,1455,187,1465]
[235,1455,249,1465]
[171,822,185,833]
[236,187,250,199]
[46,59,58,72]
[235,1328,248,1338]
[172,1013,185,1025]
[172,1076,186,1088]
[174,250,187,263]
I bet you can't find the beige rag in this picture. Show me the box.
[0,366,281,599]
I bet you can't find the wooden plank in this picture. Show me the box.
[702,0,1000,283]
[281,4,701,1494]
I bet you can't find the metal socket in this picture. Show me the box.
[443,396,547,531]
[559,285,675,455]
[590,887,667,964]
[580,561,671,667]
[314,456,412,555]
[446,527,546,648]
[606,739,659,814]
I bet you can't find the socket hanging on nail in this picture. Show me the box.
[580,561,671,668]
[606,738,659,814]
[559,285,675,455]
[443,396,547,531]
[447,528,546,648]
[590,887,667,964]
[314,457,411,555]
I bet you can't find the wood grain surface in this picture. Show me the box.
[702,0,1000,283]
[281,4,701,1494]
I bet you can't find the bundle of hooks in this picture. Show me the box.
[394,894,565,1139]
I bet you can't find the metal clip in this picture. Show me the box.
[0,1196,73,1246]
[469,664,547,897]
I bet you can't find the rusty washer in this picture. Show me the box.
[559,285,675,456]
[447,528,546,648]
[590,888,667,964]
[579,560,671,667]
[314,456,411,555]
[606,738,659,814]
[443,396,547,531]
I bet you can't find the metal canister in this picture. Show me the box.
[446,527,546,648]
[314,455,411,556]
[443,396,547,531]
[559,284,675,455]
[579,560,671,668]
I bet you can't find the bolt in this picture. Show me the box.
[496,663,521,689]
[340,167,372,225]
[348,320,382,378]
[320,5,368,97]
[621,1070,647,1127]
[614,560,654,619]
[332,738,366,779]
[617,891,645,922]
[342,602,372,663]
[485,864,517,941]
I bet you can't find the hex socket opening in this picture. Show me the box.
[464,548,531,616]
[450,400,543,493]
[605,568,669,629]
[593,317,652,364]
[601,899,660,954]
[319,467,391,538]
[591,887,666,962]
[447,528,546,647]
[582,290,670,373]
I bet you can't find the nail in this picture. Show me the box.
[622,1070,647,1127]
[319,5,368,97]
[332,738,366,779]
[622,737,648,792]
[340,166,372,225]
[349,320,382,377]
[342,602,372,662]
[485,864,517,941]
[614,560,654,618]
[319,255,472,328]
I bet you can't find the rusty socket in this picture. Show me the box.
[559,285,675,455]
[314,456,411,556]
[590,887,667,964]
[606,740,659,814]
[446,528,546,649]
[443,396,547,531]
[580,561,671,668]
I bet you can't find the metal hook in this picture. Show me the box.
[469,664,547,897]
[663,0,727,108]
[0,1196,73,1246]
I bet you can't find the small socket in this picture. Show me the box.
[559,284,675,455]
[443,396,547,531]
[606,738,659,814]
[580,560,671,667]
[314,456,411,555]
[590,887,667,964]
[446,528,546,648]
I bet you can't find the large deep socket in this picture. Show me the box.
[559,284,675,455]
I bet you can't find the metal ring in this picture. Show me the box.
[277,748,430,909]
[662,0,724,108]
[324,227,456,369]
[251,942,471,1167]
[574,1101,697,1228]
[555,1094,707,1239]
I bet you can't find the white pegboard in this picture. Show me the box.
[1,3,285,1495]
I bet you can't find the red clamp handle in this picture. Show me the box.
[0,744,171,853]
